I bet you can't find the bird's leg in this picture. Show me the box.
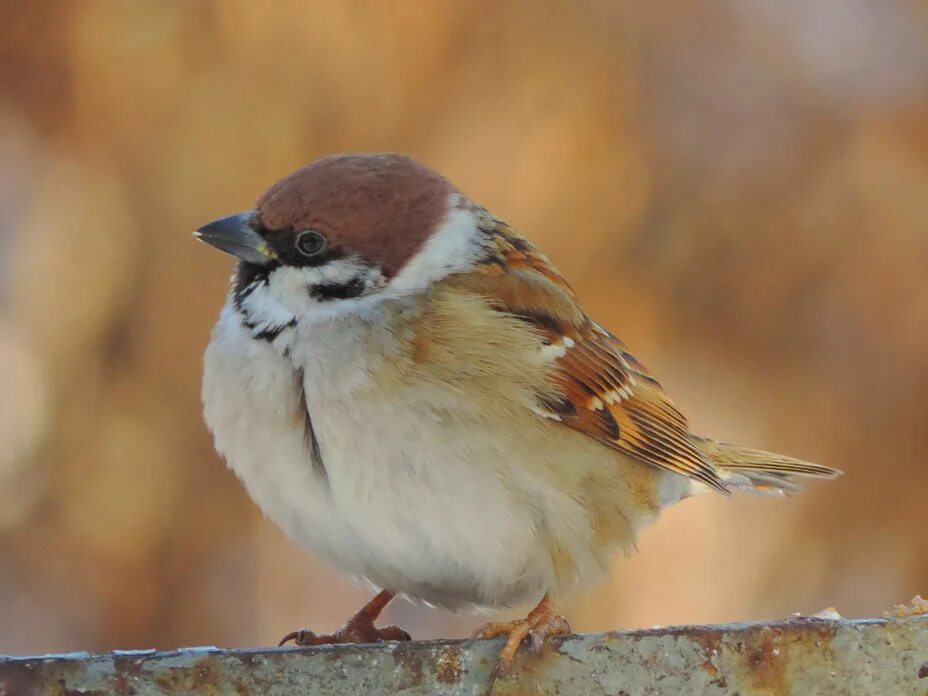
[278,590,411,647]
[471,593,570,676]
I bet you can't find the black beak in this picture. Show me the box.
[194,212,277,265]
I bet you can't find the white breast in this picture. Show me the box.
[202,303,585,610]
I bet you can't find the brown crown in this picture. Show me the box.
[256,153,458,277]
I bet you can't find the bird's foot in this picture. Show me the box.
[278,590,411,647]
[278,622,411,647]
[471,594,570,677]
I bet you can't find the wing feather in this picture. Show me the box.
[460,215,728,493]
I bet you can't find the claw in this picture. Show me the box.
[471,594,570,678]
[471,622,505,640]
[276,590,410,648]
[278,629,306,647]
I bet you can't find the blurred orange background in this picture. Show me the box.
[1,1,926,656]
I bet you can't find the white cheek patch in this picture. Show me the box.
[385,198,484,297]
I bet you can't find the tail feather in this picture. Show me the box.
[692,436,842,497]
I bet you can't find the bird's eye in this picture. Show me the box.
[294,230,327,257]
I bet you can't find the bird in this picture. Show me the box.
[196,152,841,677]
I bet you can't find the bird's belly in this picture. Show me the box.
[203,308,658,610]
[232,400,552,609]
[203,319,559,609]
[292,389,562,610]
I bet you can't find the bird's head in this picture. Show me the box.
[196,153,486,328]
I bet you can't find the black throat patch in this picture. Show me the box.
[233,261,272,309]
[232,261,296,344]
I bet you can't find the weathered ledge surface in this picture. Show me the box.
[1,615,927,695]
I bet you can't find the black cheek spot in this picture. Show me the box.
[309,277,367,302]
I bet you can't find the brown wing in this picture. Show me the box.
[462,214,728,493]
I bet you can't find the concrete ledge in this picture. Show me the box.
[2,615,927,695]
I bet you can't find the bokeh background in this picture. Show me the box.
[1,1,926,655]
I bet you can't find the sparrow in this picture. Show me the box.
[196,153,840,676]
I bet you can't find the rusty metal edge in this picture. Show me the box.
[1,615,927,695]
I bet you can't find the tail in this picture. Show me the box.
[691,436,842,497]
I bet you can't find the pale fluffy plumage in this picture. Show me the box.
[204,268,659,610]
